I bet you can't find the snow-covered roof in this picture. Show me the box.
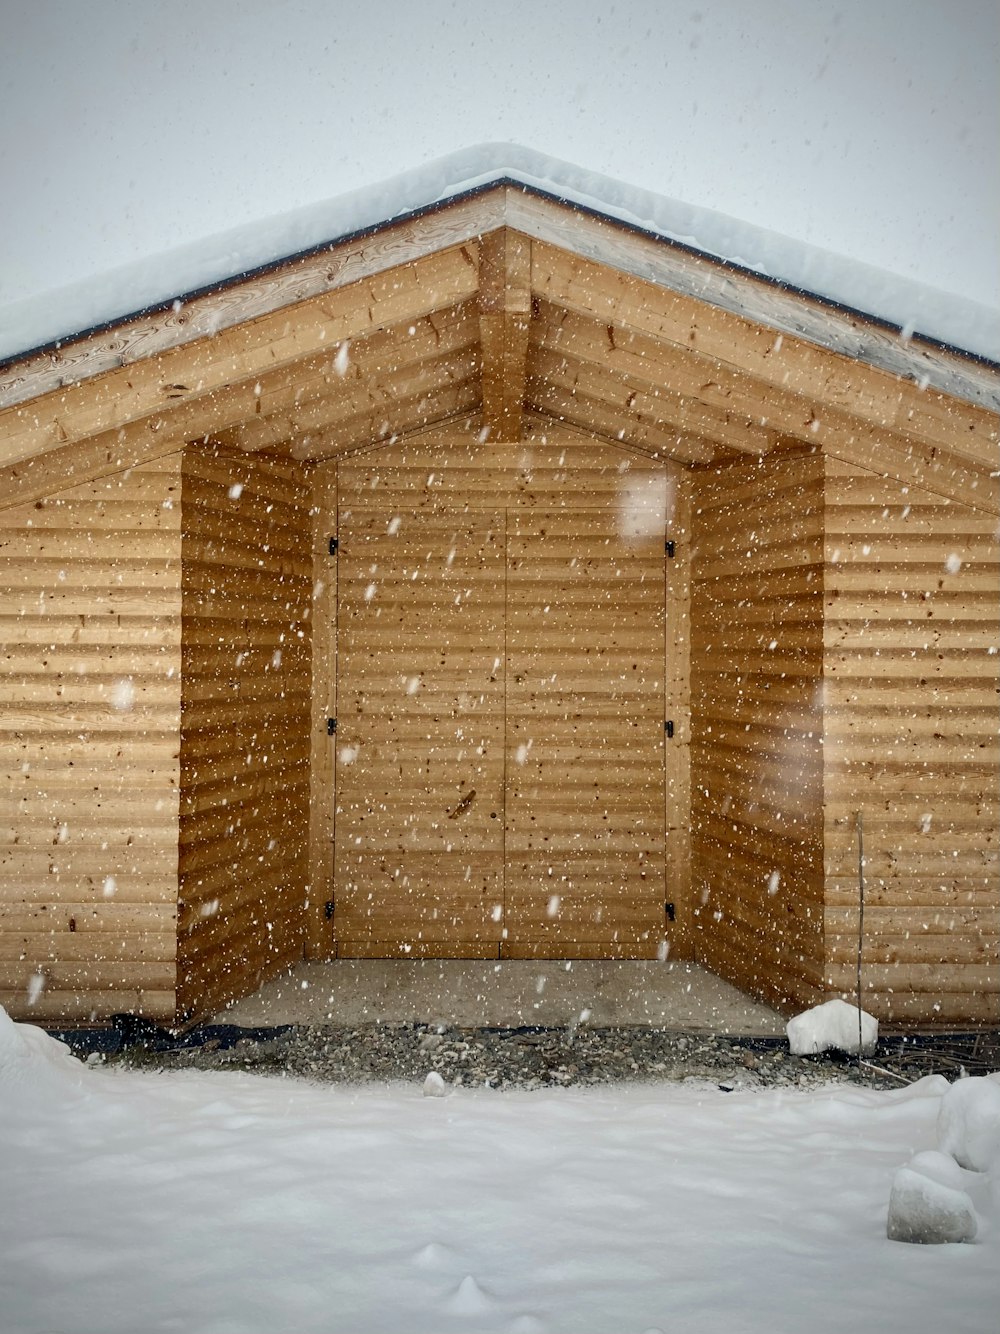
[2,145,998,368]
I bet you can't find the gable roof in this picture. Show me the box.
[1,168,997,517]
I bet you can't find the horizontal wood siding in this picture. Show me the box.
[823,458,1000,1025]
[330,415,691,958]
[178,444,312,1018]
[0,458,182,1021]
[691,452,826,1011]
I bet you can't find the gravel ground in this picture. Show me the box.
[74,1020,998,1092]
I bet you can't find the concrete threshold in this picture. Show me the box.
[214,959,787,1036]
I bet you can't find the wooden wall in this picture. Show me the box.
[0,457,183,1022]
[823,459,1000,1025]
[178,444,312,1018]
[307,415,692,960]
[690,452,827,1012]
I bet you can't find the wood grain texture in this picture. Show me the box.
[504,509,667,955]
[5,183,995,421]
[529,241,999,512]
[177,443,312,1018]
[306,463,338,957]
[822,457,1000,1025]
[333,508,506,950]
[330,417,683,959]
[691,451,827,1012]
[0,244,480,475]
[0,457,183,1021]
[479,229,531,443]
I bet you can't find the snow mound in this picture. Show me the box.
[786,999,877,1056]
[422,1070,447,1098]
[887,1166,978,1245]
[0,1005,85,1097]
[906,1149,973,1193]
[937,1076,1000,1173]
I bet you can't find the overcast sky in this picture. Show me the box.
[1,0,997,323]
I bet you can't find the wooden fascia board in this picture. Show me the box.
[527,240,1000,478]
[1,179,997,512]
[0,189,506,412]
[5,180,995,418]
[503,188,1000,415]
[0,243,480,477]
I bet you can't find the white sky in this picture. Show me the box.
[1,0,998,332]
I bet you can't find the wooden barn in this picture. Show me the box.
[1,178,997,1028]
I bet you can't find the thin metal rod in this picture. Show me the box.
[856,809,866,1071]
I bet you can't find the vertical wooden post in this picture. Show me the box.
[479,229,531,443]
[306,462,338,958]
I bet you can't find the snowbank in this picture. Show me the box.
[886,1076,1000,1246]
[938,1076,1000,1173]
[0,1018,997,1334]
[0,1004,85,1100]
[786,999,878,1057]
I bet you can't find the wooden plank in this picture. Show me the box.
[291,387,481,462]
[821,455,1000,1025]
[208,302,480,452]
[0,458,182,1022]
[479,229,531,443]
[503,509,666,955]
[307,462,338,958]
[333,508,506,948]
[220,340,481,453]
[531,243,1000,513]
[0,244,481,478]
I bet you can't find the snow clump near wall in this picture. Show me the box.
[786,998,877,1056]
[0,1004,85,1100]
[887,1074,1000,1245]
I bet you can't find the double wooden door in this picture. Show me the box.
[332,508,666,958]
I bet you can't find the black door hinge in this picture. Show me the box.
[665,901,676,922]
[665,720,674,739]
[327,717,337,735]
[665,539,675,558]
[329,537,338,555]
[324,899,335,920]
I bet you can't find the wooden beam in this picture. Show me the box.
[0,244,480,473]
[478,229,530,442]
[531,241,1000,474]
[0,193,505,412]
[506,187,1000,414]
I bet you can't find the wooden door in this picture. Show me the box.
[503,511,666,957]
[332,507,666,958]
[333,510,506,955]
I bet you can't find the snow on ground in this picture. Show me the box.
[1,1011,997,1334]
